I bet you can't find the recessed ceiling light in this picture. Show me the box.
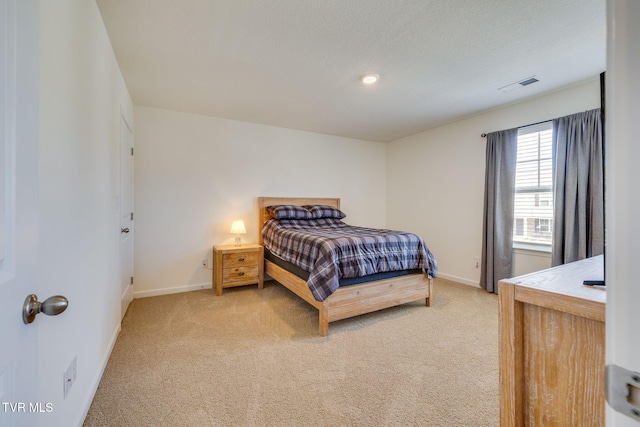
[360,73,379,85]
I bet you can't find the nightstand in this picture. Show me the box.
[212,244,264,296]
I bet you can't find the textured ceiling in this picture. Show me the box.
[96,0,606,142]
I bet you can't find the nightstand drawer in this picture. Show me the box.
[222,251,260,268]
[222,266,259,285]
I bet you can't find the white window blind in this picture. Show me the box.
[513,122,553,246]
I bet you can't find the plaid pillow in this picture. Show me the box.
[304,205,346,219]
[266,205,313,220]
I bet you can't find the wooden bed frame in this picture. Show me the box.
[258,197,433,336]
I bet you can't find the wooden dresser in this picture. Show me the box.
[498,255,606,426]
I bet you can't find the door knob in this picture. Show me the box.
[121,227,130,233]
[22,294,68,324]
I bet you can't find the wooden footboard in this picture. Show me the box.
[265,259,432,336]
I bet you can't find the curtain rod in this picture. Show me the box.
[480,118,553,138]
[480,109,599,138]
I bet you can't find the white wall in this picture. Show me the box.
[38,0,132,425]
[133,106,386,297]
[386,79,601,286]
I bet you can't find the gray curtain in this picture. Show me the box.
[552,109,604,266]
[480,128,519,293]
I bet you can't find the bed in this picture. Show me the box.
[258,197,437,336]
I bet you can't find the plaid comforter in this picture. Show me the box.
[262,218,438,301]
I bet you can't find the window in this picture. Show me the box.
[513,122,553,247]
[535,218,551,233]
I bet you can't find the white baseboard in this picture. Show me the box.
[133,282,212,299]
[77,322,121,427]
[135,276,481,298]
[436,272,480,288]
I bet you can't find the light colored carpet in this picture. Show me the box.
[83,279,499,426]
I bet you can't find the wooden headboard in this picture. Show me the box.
[257,197,340,245]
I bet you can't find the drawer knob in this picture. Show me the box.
[238,272,245,276]
[238,257,245,261]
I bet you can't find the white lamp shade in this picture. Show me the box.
[229,220,246,235]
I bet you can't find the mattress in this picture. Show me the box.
[262,217,437,301]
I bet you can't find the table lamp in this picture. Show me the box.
[230,219,246,246]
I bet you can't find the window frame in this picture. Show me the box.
[513,121,554,251]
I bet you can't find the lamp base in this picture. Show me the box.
[234,235,241,246]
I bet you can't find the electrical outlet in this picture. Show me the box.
[474,257,480,269]
[201,258,208,269]
[63,356,77,399]
[63,369,71,399]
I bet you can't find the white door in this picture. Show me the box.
[606,0,640,425]
[0,0,40,425]
[119,113,134,319]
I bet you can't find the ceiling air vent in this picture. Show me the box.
[519,77,539,86]
[498,76,539,92]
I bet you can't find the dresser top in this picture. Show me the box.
[501,255,605,306]
[213,243,263,252]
